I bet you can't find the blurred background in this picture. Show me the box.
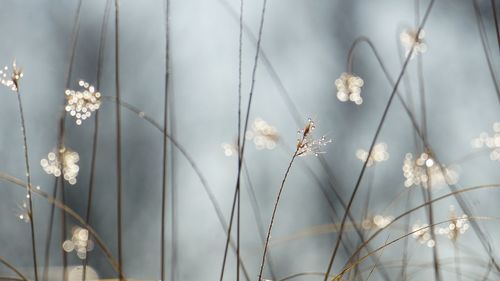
[0,0,499,280]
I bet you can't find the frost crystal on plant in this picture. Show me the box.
[471,122,500,161]
[335,72,364,105]
[65,80,102,125]
[0,61,23,91]
[246,118,280,150]
[400,29,427,59]
[40,147,80,185]
[296,119,331,157]
[356,142,389,167]
[62,227,94,260]
[402,152,458,188]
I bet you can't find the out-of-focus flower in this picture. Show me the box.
[335,73,364,105]
[411,222,435,248]
[356,142,389,167]
[221,141,238,157]
[296,119,331,157]
[65,80,101,125]
[402,152,458,188]
[436,205,469,242]
[362,215,393,230]
[246,118,279,150]
[40,147,80,185]
[471,122,500,161]
[62,226,94,260]
[0,61,23,91]
[400,29,427,59]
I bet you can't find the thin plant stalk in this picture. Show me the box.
[42,0,83,279]
[114,0,124,279]
[236,0,244,280]
[82,0,112,279]
[15,87,38,281]
[219,0,268,279]
[161,0,171,279]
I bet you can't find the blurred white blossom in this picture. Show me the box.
[335,73,364,105]
[65,80,101,125]
[40,147,80,185]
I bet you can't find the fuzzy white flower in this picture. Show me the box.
[40,147,80,185]
[335,73,364,105]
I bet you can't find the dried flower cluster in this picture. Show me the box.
[296,119,331,157]
[400,29,427,58]
[62,227,94,259]
[362,215,394,230]
[436,206,469,242]
[65,80,101,125]
[40,147,80,185]
[471,122,500,161]
[246,118,280,150]
[402,152,458,188]
[0,62,23,91]
[356,142,389,167]
[335,72,364,105]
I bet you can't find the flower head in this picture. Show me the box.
[400,29,427,59]
[335,72,364,105]
[356,142,389,167]
[246,118,280,150]
[65,80,101,125]
[62,226,94,259]
[40,147,80,185]
[471,122,500,161]
[0,61,23,91]
[296,119,331,157]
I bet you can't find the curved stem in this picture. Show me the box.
[258,150,299,281]
[101,96,252,281]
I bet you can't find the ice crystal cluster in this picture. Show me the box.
[0,62,23,91]
[356,142,389,166]
[296,119,331,157]
[362,215,394,230]
[402,152,458,188]
[471,122,500,161]
[62,227,94,259]
[65,80,101,125]
[40,147,80,185]
[400,29,427,58]
[246,118,279,150]
[335,73,364,105]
